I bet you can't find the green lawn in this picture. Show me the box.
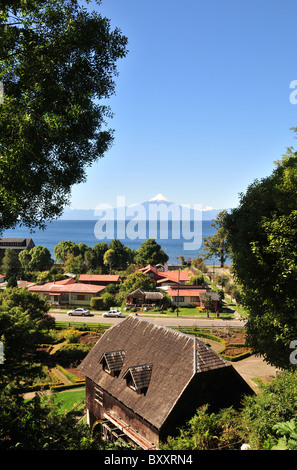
[42,388,85,413]
[135,307,234,319]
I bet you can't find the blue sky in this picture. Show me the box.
[69,0,297,211]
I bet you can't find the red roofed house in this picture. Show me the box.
[168,286,205,308]
[79,274,121,286]
[139,265,190,287]
[28,278,105,307]
[156,271,190,288]
[168,286,220,310]
[138,265,165,281]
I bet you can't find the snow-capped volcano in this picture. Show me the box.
[148,194,172,202]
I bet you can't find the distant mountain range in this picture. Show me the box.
[60,194,229,221]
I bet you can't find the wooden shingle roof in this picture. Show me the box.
[78,316,231,429]
[99,350,125,373]
[123,364,153,390]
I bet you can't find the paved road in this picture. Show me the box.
[51,311,247,328]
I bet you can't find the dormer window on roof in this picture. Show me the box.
[123,364,153,395]
[99,350,125,377]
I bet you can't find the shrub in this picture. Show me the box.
[161,405,241,450]
[239,370,297,449]
[101,292,115,309]
[90,297,103,310]
[64,329,81,343]
[54,344,91,367]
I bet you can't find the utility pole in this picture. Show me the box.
[177,268,180,317]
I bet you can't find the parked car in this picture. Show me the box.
[68,308,90,316]
[102,308,123,318]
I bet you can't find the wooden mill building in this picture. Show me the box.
[78,316,253,449]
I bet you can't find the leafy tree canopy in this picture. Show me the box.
[0,287,53,392]
[224,151,297,369]
[0,287,129,450]
[103,248,116,272]
[134,238,169,267]
[1,249,21,278]
[120,271,156,294]
[19,245,53,271]
[202,210,231,268]
[54,240,80,262]
[0,0,128,232]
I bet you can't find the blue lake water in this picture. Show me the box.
[1,219,222,265]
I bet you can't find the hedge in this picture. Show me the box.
[170,326,252,361]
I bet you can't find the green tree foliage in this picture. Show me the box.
[0,287,130,450]
[103,248,116,272]
[19,245,53,271]
[0,286,52,322]
[120,271,156,295]
[109,239,134,269]
[272,419,297,450]
[161,405,240,450]
[0,288,53,392]
[202,210,231,268]
[224,153,297,369]
[18,249,32,270]
[63,253,84,275]
[191,256,208,273]
[189,274,204,285]
[54,240,80,263]
[53,240,133,272]
[239,369,297,449]
[101,292,115,309]
[0,393,99,450]
[134,238,168,267]
[29,245,53,271]
[90,296,103,310]
[0,0,128,232]
[1,249,21,278]
[92,242,109,269]
[161,370,297,451]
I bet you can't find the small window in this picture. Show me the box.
[99,350,125,377]
[123,364,152,395]
[94,386,103,405]
[173,296,184,302]
[125,372,136,391]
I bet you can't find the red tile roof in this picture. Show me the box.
[54,278,76,285]
[139,265,160,275]
[139,265,190,283]
[79,274,120,282]
[28,282,105,294]
[168,287,206,297]
[157,271,190,283]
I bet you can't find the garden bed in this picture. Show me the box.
[210,328,246,344]
[172,326,252,362]
[78,332,102,345]
[220,344,252,361]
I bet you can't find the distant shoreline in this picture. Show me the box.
[1,219,228,265]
